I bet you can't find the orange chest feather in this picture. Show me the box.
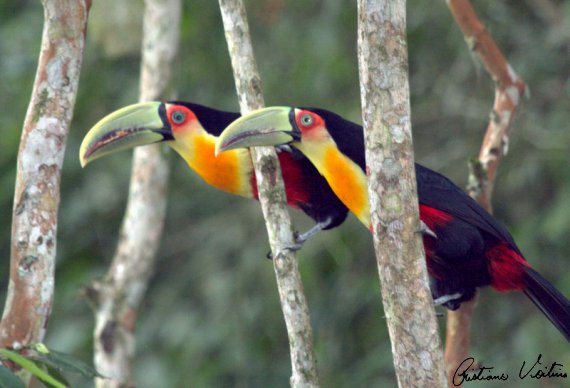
[185,135,253,197]
[323,147,369,224]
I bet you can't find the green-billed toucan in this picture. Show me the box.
[80,102,348,244]
[216,106,570,341]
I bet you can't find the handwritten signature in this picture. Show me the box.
[453,354,567,385]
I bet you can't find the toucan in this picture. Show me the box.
[79,102,348,244]
[216,106,570,341]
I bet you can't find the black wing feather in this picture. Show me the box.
[415,164,521,254]
[313,107,521,252]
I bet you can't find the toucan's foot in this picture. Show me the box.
[418,221,437,238]
[265,234,312,260]
[295,229,315,246]
[265,217,333,259]
[433,293,462,308]
[296,217,333,246]
[267,236,304,259]
[286,233,306,252]
[266,240,302,260]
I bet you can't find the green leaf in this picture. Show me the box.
[29,346,101,379]
[0,364,25,388]
[44,366,70,388]
[0,349,66,388]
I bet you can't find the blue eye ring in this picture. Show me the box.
[171,110,186,124]
[300,113,313,126]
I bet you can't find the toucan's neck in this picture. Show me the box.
[169,131,254,198]
[296,140,370,225]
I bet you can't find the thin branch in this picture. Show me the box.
[444,1,527,386]
[447,0,527,211]
[85,0,180,386]
[217,1,319,387]
[443,297,477,387]
[357,1,446,386]
[1,0,90,350]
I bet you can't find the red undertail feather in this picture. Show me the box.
[486,242,570,340]
[419,204,453,230]
[418,205,453,281]
[278,153,310,208]
[486,242,529,291]
[249,169,259,201]
[250,153,310,209]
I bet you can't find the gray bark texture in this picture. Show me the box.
[85,0,180,387]
[218,1,320,387]
[357,1,446,387]
[0,0,91,350]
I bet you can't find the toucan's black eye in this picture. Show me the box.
[300,113,313,126]
[171,110,186,124]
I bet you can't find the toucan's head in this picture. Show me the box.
[215,107,339,156]
[80,101,257,197]
[80,101,238,167]
[216,106,370,225]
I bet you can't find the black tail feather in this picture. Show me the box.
[522,267,570,342]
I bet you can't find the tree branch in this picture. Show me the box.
[447,0,527,211]
[84,1,180,386]
[218,1,319,386]
[357,1,446,386]
[1,0,91,350]
[444,1,527,386]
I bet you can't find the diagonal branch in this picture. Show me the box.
[84,1,180,387]
[1,0,91,351]
[447,0,527,212]
[357,1,446,386]
[218,1,319,387]
[444,1,527,386]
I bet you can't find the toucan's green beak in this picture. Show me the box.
[215,106,299,156]
[79,101,173,167]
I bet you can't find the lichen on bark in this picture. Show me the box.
[218,1,320,386]
[357,0,446,386]
[0,0,91,352]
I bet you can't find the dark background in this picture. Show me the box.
[1,0,569,386]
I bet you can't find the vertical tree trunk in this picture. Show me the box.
[0,0,91,350]
[85,1,180,387]
[218,1,320,387]
[444,1,526,386]
[357,1,446,386]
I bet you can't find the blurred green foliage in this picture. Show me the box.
[1,0,569,386]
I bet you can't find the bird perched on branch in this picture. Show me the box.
[80,101,348,244]
[216,106,570,341]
